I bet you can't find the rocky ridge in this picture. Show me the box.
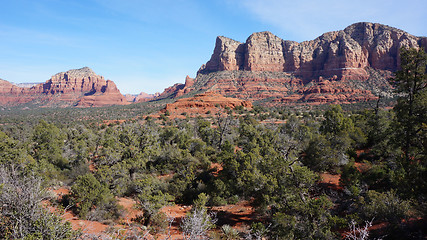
[161,22,426,105]
[0,67,128,107]
[13,82,41,88]
[156,75,196,99]
[161,92,252,118]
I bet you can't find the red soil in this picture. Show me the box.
[319,173,342,190]
[48,188,110,235]
[354,162,371,173]
[210,162,223,177]
[102,119,126,125]
[156,173,174,181]
[211,200,256,231]
[88,160,96,172]
[117,197,143,223]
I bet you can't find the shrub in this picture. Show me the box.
[362,190,411,226]
[221,224,239,239]
[70,173,117,219]
[0,167,79,239]
[181,207,216,240]
[135,176,173,224]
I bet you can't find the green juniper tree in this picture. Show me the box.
[392,47,427,163]
[391,48,427,197]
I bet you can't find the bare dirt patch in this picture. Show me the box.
[319,172,342,190]
[354,162,371,173]
[211,200,256,231]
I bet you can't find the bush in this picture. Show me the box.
[361,190,411,226]
[148,211,168,234]
[135,176,173,224]
[70,173,117,219]
[221,224,239,239]
[181,207,217,240]
[303,134,349,172]
[210,196,227,206]
[0,167,79,239]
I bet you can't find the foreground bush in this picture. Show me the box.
[0,166,79,239]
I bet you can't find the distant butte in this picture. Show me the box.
[125,92,160,103]
[0,67,128,107]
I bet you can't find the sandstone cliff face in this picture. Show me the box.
[135,92,160,102]
[245,31,286,72]
[204,37,245,72]
[175,22,426,105]
[76,79,128,107]
[0,67,128,107]
[201,22,422,77]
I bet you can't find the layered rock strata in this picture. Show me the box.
[200,22,424,78]
[0,67,128,107]
[165,22,426,105]
[161,92,252,118]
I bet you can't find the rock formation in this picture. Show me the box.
[125,94,138,102]
[0,67,128,107]
[0,79,36,105]
[161,92,252,118]
[201,22,423,77]
[155,75,197,100]
[125,92,159,103]
[165,22,426,105]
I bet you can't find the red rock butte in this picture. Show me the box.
[0,67,128,107]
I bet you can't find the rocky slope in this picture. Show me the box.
[156,75,196,99]
[160,22,427,105]
[0,67,128,107]
[160,92,252,118]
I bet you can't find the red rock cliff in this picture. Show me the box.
[174,22,426,105]
[200,23,423,77]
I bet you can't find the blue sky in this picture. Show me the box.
[1,0,426,94]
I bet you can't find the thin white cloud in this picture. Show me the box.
[231,0,427,41]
